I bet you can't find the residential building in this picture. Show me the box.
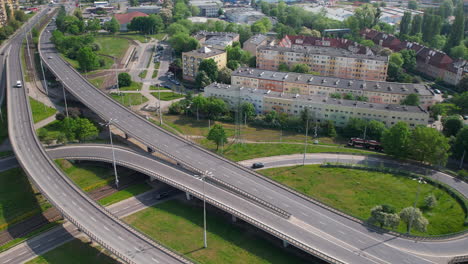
[243,34,268,56]
[223,7,265,25]
[182,47,227,81]
[94,1,109,7]
[204,83,430,128]
[0,0,19,27]
[114,11,148,31]
[198,4,219,17]
[256,45,389,82]
[232,67,436,108]
[194,31,239,50]
[279,35,373,56]
[361,28,468,85]
[127,6,161,15]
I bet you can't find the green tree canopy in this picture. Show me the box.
[118,72,132,87]
[217,67,232,84]
[399,207,429,233]
[399,12,412,36]
[442,115,463,137]
[76,46,99,72]
[291,64,311,73]
[241,102,256,121]
[381,122,411,158]
[369,205,400,229]
[207,124,228,150]
[198,59,219,82]
[410,126,450,165]
[408,0,418,10]
[401,94,420,106]
[104,17,120,34]
[444,1,464,52]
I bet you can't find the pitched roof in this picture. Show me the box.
[281,35,370,55]
[114,11,148,24]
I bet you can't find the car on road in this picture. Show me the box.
[434,89,441,94]
[16,80,22,88]
[48,56,53,59]
[251,162,264,169]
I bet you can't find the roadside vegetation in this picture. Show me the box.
[260,165,467,236]
[26,238,115,264]
[88,76,105,89]
[98,182,152,206]
[29,97,56,124]
[0,104,7,144]
[151,92,184,101]
[150,85,170,91]
[111,93,148,107]
[125,199,311,264]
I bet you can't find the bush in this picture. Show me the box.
[118,73,132,87]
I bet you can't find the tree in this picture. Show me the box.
[379,48,393,56]
[196,71,212,88]
[86,18,101,33]
[325,120,337,138]
[166,23,189,35]
[14,10,27,22]
[381,122,411,158]
[129,0,138,6]
[410,126,450,165]
[366,120,386,141]
[450,92,468,114]
[351,4,380,30]
[207,124,227,150]
[369,205,400,229]
[410,15,422,36]
[450,44,468,60]
[424,194,437,209]
[401,94,420,106]
[118,72,131,87]
[360,39,375,47]
[206,97,228,119]
[444,1,464,52]
[76,46,99,72]
[217,67,232,84]
[389,53,403,68]
[400,49,416,71]
[104,17,120,34]
[453,127,468,160]
[438,0,453,19]
[442,115,463,137]
[399,12,412,36]
[74,118,99,142]
[241,102,256,122]
[198,59,218,82]
[343,118,367,138]
[191,5,200,16]
[291,64,311,73]
[408,0,418,10]
[298,26,320,37]
[191,95,207,120]
[169,33,199,54]
[278,63,290,72]
[399,207,429,233]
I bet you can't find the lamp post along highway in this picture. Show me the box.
[101,119,119,188]
[61,82,69,118]
[197,170,212,248]
[407,177,426,234]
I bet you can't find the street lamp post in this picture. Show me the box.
[407,177,426,234]
[196,170,212,248]
[101,119,119,188]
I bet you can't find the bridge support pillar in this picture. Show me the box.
[231,215,237,223]
[282,240,289,248]
[147,147,153,153]
[185,192,191,200]
[124,133,129,139]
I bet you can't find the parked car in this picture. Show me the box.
[251,162,264,169]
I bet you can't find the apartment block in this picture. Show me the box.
[194,31,240,50]
[256,45,389,82]
[205,83,429,128]
[231,68,436,109]
[182,47,227,81]
[0,0,19,27]
[243,34,269,57]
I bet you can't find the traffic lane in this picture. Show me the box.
[0,156,18,172]
[47,145,440,264]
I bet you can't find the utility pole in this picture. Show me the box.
[39,56,49,95]
[407,177,426,234]
[101,119,119,188]
[61,82,69,118]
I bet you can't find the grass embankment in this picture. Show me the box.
[94,36,130,59]
[151,92,184,101]
[119,81,143,91]
[55,159,134,192]
[0,222,59,253]
[26,239,115,264]
[98,182,152,206]
[111,93,148,106]
[0,168,51,231]
[29,97,56,123]
[125,199,310,264]
[138,70,147,79]
[88,76,105,89]
[150,85,170,91]
[0,104,7,144]
[260,165,467,236]
[62,54,113,73]
[152,62,160,78]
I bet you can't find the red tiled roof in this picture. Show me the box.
[281,35,369,55]
[114,11,148,24]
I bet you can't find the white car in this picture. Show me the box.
[16,80,22,88]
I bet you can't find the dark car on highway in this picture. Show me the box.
[251,162,264,169]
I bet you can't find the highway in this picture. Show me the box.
[38,13,468,264]
[6,7,190,264]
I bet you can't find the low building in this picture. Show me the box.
[198,4,219,17]
[182,47,227,81]
[257,45,389,82]
[231,68,436,108]
[127,6,161,15]
[223,7,265,25]
[194,31,240,49]
[204,83,430,128]
[279,35,373,56]
[243,34,268,56]
[114,11,148,31]
[94,1,108,7]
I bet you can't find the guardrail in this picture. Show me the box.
[449,255,468,264]
[54,151,344,264]
[18,15,192,264]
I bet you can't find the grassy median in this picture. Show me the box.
[260,165,467,236]
[151,92,184,101]
[125,199,311,264]
[29,97,56,124]
[111,93,148,106]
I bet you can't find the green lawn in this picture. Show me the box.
[139,70,147,79]
[151,92,184,101]
[110,93,148,106]
[88,76,105,89]
[62,54,113,72]
[125,199,310,264]
[117,32,150,43]
[26,239,115,264]
[152,33,166,40]
[29,97,56,123]
[0,168,51,231]
[150,85,170,91]
[98,182,152,206]
[55,159,134,192]
[0,151,13,158]
[0,222,59,253]
[119,81,143,91]
[152,69,158,78]
[0,104,7,144]
[94,36,130,59]
[37,120,62,141]
[260,165,468,236]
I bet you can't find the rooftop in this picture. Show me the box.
[183,47,225,58]
[114,11,148,24]
[258,45,389,62]
[232,68,432,96]
[245,34,268,45]
[206,83,427,114]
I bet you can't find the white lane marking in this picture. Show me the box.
[47,238,55,242]
[282,203,290,208]
[301,212,309,217]
[134,246,141,252]
[151,257,160,263]
[32,244,41,249]
[61,192,67,197]
[3,258,12,263]
[118,236,124,241]
[338,230,346,235]
[319,221,326,225]
[357,239,366,244]
[79,207,84,212]
[91,217,96,222]
[122,206,130,210]
[72,201,77,206]
[17,251,26,256]
[104,226,110,231]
